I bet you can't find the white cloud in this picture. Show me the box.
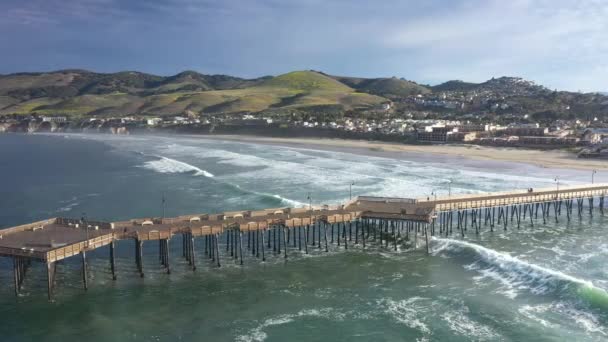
[0,0,606,91]
[380,0,608,91]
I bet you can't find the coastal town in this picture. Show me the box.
[1,72,607,158]
[1,110,607,159]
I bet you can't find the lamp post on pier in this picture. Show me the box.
[349,181,355,200]
[554,176,560,200]
[81,212,89,247]
[447,179,453,198]
[161,192,166,221]
[307,192,312,213]
[592,170,597,184]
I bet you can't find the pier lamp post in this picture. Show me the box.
[554,176,560,199]
[161,192,166,221]
[307,192,312,212]
[349,181,355,200]
[81,212,89,247]
[447,179,453,198]
[592,170,597,184]
[431,190,437,202]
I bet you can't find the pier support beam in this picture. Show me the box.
[136,240,144,278]
[190,234,196,271]
[261,229,266,261]
[239,230,244,265]
[13,257,20,297]
[47,261,56,301]
[282,226,288,259]
[164,239,170,274]
[215,233,221,268]
[110,240,117,280]
[81,251,88,290]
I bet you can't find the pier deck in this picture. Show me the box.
[2,183,607,300]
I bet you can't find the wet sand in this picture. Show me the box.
[197,135,608,171]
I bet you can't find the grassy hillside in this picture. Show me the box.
[329,74,430,97]
[431,80,479,92]
[0,70,386,116]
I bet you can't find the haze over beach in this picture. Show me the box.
[1,1,608,342]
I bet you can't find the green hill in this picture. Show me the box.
[329,75,430,97]
[431,80,479,92]
[0,70,386,116]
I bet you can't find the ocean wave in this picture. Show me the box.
[236,308,344,342]
[140,156,214,178]
[270,194,306,208]
[432,238,608,311]
[441,307,499,340]
[379,297,432,335]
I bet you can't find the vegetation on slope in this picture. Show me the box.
[0,70,386,116]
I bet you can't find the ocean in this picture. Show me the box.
[0,133,606,341]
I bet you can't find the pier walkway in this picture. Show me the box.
[2,183,607,300]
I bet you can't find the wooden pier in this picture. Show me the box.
[1,183,607,300]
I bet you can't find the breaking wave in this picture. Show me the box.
[236,308,346,342]
[140,156,214,178]
[432,238,608,311]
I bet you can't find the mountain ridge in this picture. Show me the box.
[0,69,605,119]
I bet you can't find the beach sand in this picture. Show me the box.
[198,135,608,171]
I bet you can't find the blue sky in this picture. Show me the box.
[1,0,606,92]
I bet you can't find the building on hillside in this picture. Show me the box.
[147,118,162,126]
[41,116,67,123]
[582,128,608,144]
[503,127,548,136]
[517,136,579,146]
[457,124,487,133]
[446,132,478,142]
[417,126,458,142]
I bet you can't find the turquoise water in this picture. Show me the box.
[0,133,607,341]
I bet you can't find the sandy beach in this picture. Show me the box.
[198,135,608,171]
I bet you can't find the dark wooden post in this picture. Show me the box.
[165,239,171,274]
[13,257,19,297]
[81,251,88,290]
[110,240,117,280]
[283,226,288,259]
[137,240,144,278]
[323,223,329,252]
[425,224,430,255]
[215,233,221,267]
[261,229,266,261]
[239,230,244,265]
[190,234,196,271]
[47,261,56,301]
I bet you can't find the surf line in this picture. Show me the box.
[139,153,306,207]
[139,153,215,178]
[431,237,608,311]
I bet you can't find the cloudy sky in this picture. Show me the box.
[1,0,606,92]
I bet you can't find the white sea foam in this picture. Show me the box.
[57,202,79,212]
[236,308,344,342]
[379,297,432,335]
[519,302,607,336]
[432,238,606,298]
[271,194,306,207]
[441,309,499,340]
[140,156,214,177]
[518,304,557,328]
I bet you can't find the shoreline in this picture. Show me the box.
[192,134,608,171]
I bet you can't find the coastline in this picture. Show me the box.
[193,134,608,171]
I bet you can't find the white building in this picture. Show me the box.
[146,118,162,126]
[41,116,67,123]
